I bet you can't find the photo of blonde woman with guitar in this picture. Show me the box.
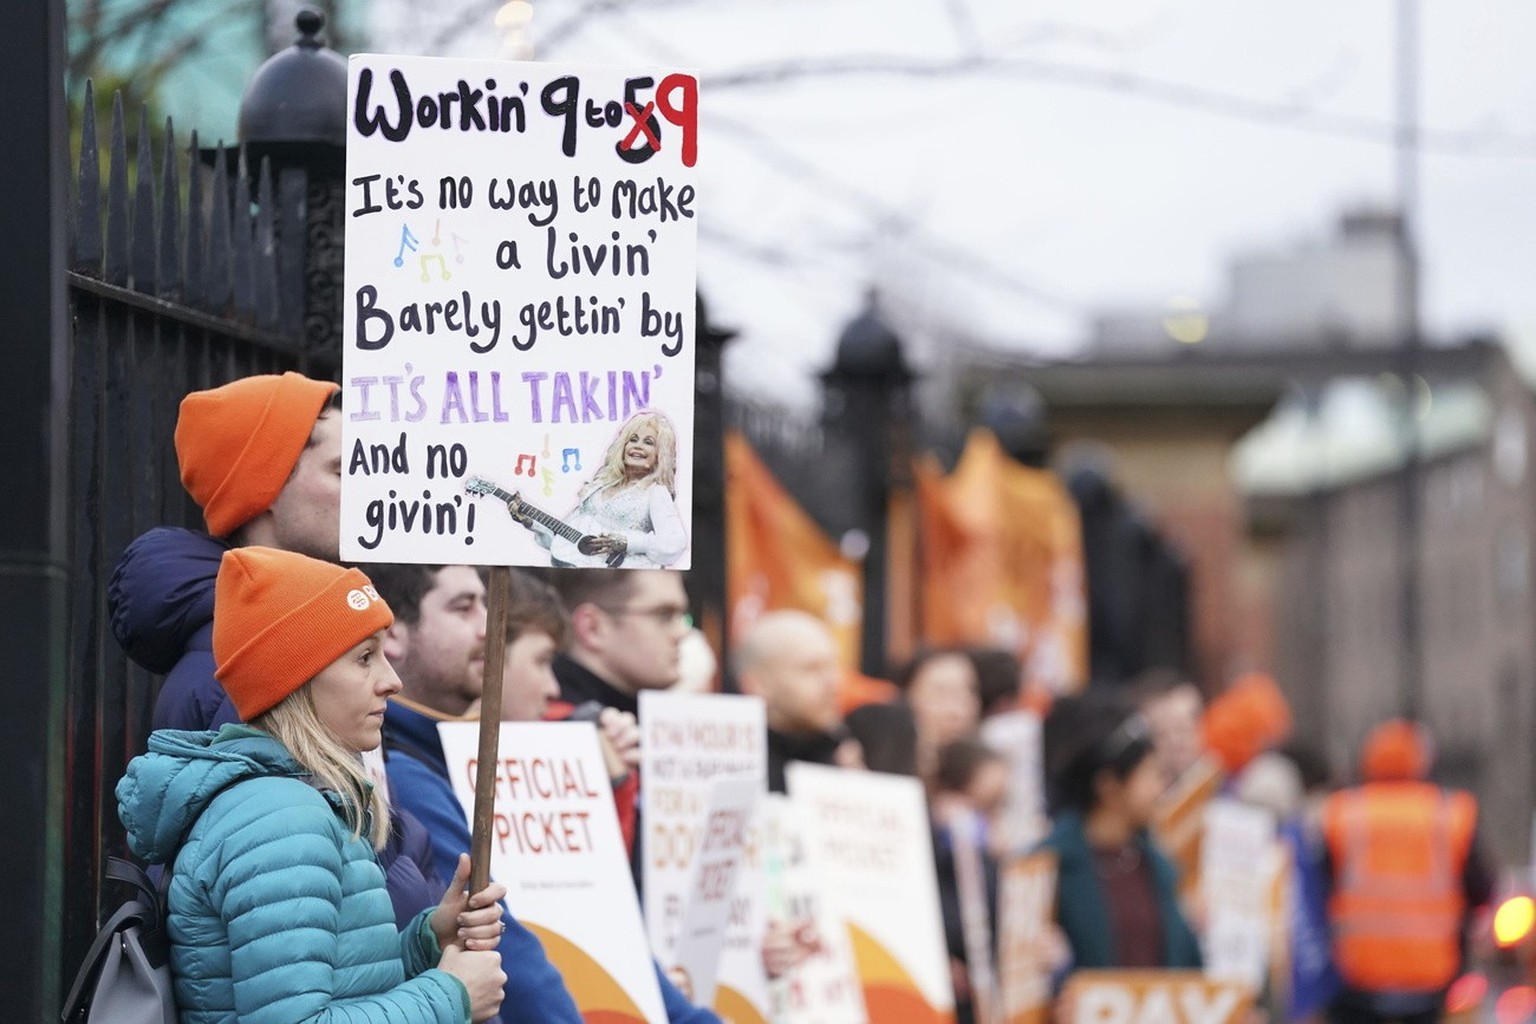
[466,409,688,568]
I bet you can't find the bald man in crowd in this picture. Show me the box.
[733,610,863,792]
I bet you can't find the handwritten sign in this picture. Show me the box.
[671,777,762,1008]
[996,851,1057,1024]
[761,794,867,1024]
[1063,971,1252,1024]
[438,721,666,1023]
[950,809,998,1024]
[342,55,699,567]
[637,692,768,1020]
[786,763,956,1024]
[979,711,1047,853]
[1200,798,1281,990]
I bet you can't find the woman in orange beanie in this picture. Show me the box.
[117,547,509,1023]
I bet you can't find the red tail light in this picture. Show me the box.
[1447,973,1488,1014]
[1496,985,1536,1024]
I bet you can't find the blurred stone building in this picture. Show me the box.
[935,209,1536,860]
[1241,339,1536,859]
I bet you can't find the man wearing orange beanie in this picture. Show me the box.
[1320,719,1493,1024]
[103,372,454,924]
[111,371,340,733]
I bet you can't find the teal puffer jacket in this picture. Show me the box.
[116,725,470,1024]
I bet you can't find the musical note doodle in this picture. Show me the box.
[393,225,419,267]
[451,233,469,264]
[541,433,551,460]
[419,253,451,282]
[514,453,537,477]
[541,467,556,497]
[432,219,443,247]
[561,448,582,473]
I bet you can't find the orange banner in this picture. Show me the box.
[916,430,1087,694]
[725,431,863,671]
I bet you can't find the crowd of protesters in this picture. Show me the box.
[104,370,1496,1024]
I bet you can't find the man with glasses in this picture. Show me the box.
[369,563,720,1024]
[546,569,693,719]
[546,569,692,894]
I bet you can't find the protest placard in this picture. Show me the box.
[438,720,666,1023]
[760,794,867,1024]
[342,54,698,568]
[637,691,769,1022]
[671,777,762,1009]
[996,851,1057,1024]
[979,710,1047,853]
[786,763,955,1024]
[1200,797,1282,990]
[1153,755,1224,899]
[1062,971,1252,1024]
[948,809,997,1024]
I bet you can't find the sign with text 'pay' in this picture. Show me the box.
[342,54,698,568]
[1063,971,1252,1024]
[438,721,666,1023]
[638,691,768,1022]
[786,763,955,1024]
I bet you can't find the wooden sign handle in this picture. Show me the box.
[469,565,511,894]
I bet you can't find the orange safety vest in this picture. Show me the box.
[1321,781,1477,992]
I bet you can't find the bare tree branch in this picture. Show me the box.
[941,0,980,55]
[702,52,1536,158]
[704,112,1085,315]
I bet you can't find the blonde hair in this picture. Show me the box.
[580,410,678,500]
[252,685,391,850]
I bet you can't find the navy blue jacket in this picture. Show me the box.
[108,525,446,930]
[111,527,236,732]
[384,699,722,1024]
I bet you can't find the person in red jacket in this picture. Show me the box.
[1322,719,1493,1024]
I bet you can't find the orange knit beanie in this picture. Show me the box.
[1202,671,1293,775]
[1360,719,1430,782]
[213,547,393,721]
[175,372,338,537]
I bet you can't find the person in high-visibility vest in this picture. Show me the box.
[1321,719,1493,1024]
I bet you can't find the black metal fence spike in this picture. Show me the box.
[255,157,279,329]
[131,105,157,293]
[205,143,232,312]
[184,129,205,307]
[74,81,102,272]
[158,118,181,299]
[104,91,130,286]
[277,167,308,339]
[231,146,255,320]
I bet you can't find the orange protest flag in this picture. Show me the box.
[916,430,1087,694]
[725,431,863,673]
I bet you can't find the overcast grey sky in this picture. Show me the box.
[373,0,1536,406]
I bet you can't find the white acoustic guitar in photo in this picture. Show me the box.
[464,475,626,568]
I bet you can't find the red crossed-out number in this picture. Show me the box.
[621,101,660,151]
